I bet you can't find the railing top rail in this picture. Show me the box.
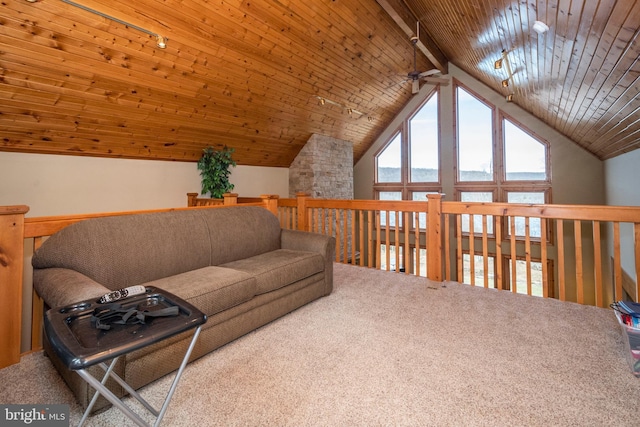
[305,198,429,212]
[442,201,640,222]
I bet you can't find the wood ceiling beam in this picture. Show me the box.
[376,0,448,74]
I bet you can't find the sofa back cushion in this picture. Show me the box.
[32,206,283,291]
[199,206,281,265]
[32,209,213,290]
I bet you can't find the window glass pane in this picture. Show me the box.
[509,259,543,297]
[376,133,401,183]
[379,191,402,228]
[411,192,438,229]
[461,192,493,234]
[380,244,403,272]
[507,192,544,238]
[504,120,546,181]
[412,248,427,277]
[410,94,439,182]
[457,87,493,181]
[463,254,495,287]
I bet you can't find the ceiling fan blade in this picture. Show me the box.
[418,69,442,78]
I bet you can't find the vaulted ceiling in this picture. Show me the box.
[1,0,638,167]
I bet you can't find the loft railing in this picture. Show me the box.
[1,193,639,369]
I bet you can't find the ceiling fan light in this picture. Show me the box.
[533,21,549,34]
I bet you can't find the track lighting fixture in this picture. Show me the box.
[495,49,515,100]
[54,0,169,48]
[314,96,372,121]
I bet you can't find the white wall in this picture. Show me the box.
[0,152,289,217]
[604,149,640,285]
[605,149,640,207]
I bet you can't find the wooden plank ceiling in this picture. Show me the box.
[0,0,638,166]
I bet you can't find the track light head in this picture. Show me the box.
[502,79,509,87]
[494,58,503,70]
[506,94,514,102]
[156,35,167,49]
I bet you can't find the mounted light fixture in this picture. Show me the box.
[506,94,514,102]
[496,49,515,100]
[156,35,167,49]
[314,96,372,121]
[56,0,169,48]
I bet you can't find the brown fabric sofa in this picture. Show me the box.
[32,205,335,411]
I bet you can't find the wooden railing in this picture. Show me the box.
[271,193,639,309]
[2,193,639,369]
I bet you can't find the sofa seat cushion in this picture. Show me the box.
[220,249,325,295]
[144,266,257,316]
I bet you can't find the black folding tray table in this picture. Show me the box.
[44,286,207,427]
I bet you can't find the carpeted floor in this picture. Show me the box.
[1,263,639,426]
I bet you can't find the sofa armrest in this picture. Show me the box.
[281,229,335,295]
[33,268,111,309]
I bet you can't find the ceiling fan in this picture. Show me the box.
[399,23,449,94]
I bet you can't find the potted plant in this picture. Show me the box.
[197,146,237,198]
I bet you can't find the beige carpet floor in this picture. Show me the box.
[1,263,639,426]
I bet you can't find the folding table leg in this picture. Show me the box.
[74,325,202,427]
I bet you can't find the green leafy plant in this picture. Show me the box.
[197,146,237,198]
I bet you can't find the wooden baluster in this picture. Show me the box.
[510,216,517,293]
[525,217,532,296]
[367,211,374,268]
[635,223,640,301]
[557,219,566,301]
[394,211,400,272]
[456,215,463,282]
[444,214,451,281]
[574,220,584,304]
[613,222,622,301]
[376,212,381,269]
[482,215,489,288]
[404,211,410,274]
[385,211,391,271]
[334,209,340,263]
[469,214,475,286]
[592,220,603,307]
[541,218,549,298]
[414,212,420,277]
[342,209,348,263]
[351,210,357,265]
[496,214,503,290]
